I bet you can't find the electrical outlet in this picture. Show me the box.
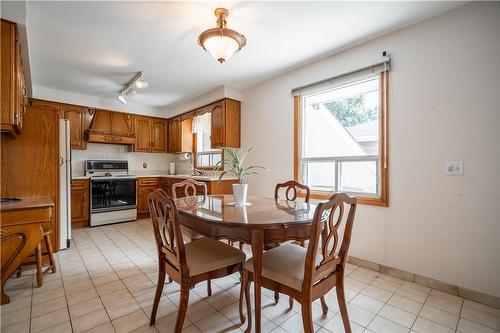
[445,161,463,175]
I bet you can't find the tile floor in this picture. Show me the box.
[1,219,499,333]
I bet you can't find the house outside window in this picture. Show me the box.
[294,64,389,206]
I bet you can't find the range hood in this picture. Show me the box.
[86,109,135,145]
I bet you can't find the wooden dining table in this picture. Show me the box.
[175,194,317,333]
[0,197,54,304]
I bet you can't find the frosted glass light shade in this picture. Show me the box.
[203,35,240,63]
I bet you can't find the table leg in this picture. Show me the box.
[249,229,264,333]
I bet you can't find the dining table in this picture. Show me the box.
[175,194,317,333]
[0,196,54,304]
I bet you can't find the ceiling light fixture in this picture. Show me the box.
[117,94,127,105]
[116,71,148,104]
[198,8,246,64]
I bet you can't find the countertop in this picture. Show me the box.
[133,174,238,181]
[72,175,90,180]
[71,173,237,182]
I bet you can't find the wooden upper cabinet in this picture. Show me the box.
[61,104,90,150]
[167,117,192,153]
[87,109,135,145]
[210,99,240,149]
[210,101,224,148]
[133,116,152,152]
[1,19,27,137]
[131,116,167,153]
[151,118,166,152]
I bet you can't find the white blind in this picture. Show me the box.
[291,59,390,97]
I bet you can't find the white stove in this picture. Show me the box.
[86,160,137,226]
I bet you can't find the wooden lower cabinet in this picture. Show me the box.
[71,179,89,228]
[137,186,155,216]
[137,177,238,218]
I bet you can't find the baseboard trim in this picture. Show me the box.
[347,255,500,309]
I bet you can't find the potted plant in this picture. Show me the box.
[214,147,265,206]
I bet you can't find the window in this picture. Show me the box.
[192,113,222,169]
[294,71,388,206]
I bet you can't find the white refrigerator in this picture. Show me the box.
[59,119,72,249]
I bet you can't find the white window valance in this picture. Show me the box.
[192,112,211,134]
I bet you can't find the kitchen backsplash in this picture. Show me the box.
[71,143,192,176]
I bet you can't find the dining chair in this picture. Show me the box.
[242,192,357,333]
[16,228,56,287]
[148,189,247,330]
[271,180,311,303]
[171,179,207,241]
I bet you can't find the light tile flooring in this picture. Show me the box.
[2,219,499,333]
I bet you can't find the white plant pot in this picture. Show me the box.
[232,183,248,206]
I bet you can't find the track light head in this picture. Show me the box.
[135,79,149,89]
[117,94,127,104]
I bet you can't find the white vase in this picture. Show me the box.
[232,183,248,206]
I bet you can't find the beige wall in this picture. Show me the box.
[240,2,500,297]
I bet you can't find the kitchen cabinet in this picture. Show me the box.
[132,117,167,153]
[61,104,91,149]
[87,109,135,145]
[167,117,192,153]
[133,116,151,152]
[210,99,240,149]
[137,177,160,216]
[70,179,89,228]
[152,118,167,152]
[1,19,28,137]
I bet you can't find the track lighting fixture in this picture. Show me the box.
[117,94,127,105]
[116,71,148,104]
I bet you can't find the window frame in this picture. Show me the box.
[294,71,389,206]
[192,132,223,170]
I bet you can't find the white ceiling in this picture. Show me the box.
[26,1,465,108]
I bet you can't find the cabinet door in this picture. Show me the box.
[168,118,180,153]
[210,101,224,148]
[134,116,152,152]
[0,20,19,135]
[71,180,89,227]
[62,105,89,149]
[14,37,23,132]
[137,186,154,215]
[71,187,84,221]
[151,119,166,152]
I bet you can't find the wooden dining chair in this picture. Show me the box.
[243,193,357,333]
[148,189,247,331]
[16,228,56,287]
[271,180,311,303]
[171,179,207,242]
[274,180,311,204]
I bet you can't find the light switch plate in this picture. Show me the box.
[445,161,464,175]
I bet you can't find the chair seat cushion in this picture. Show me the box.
[244,244,326,291]
[185,238,246,276]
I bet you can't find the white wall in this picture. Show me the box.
[33,86,164,117]
[240,2,500,297]
[164,85,244,118]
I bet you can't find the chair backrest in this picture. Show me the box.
[302,193,357,290]
[148,188,187,275]
[172,179,208,199]
[274,180,310,203]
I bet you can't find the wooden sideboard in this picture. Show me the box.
[0,197,54,304]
